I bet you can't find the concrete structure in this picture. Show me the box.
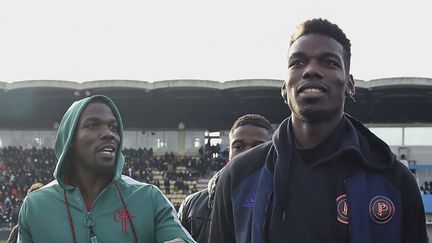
[1,77,432,131]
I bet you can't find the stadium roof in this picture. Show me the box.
[0,77,431,130]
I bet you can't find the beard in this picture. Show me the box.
[293,105,342,124]
[287,91,347,124]
[97,163,116,176]
[71,154,117,179]
[94,157,117,177]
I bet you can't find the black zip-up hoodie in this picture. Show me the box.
[209,114,427,243]
[178,170,221,243]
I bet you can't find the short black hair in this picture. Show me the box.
[290,18,351,73]
[229,114,273,136]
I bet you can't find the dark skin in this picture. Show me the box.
[282,34,355,149]
[68,103,187,243]
[229,124,272,160]
[68,102,120,205]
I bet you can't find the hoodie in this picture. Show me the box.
[18,95,195,243]
[209,114,427,243]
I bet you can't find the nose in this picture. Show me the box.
[100,126,116,140]
[302,60,323,79]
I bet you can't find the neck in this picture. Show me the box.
[69,167,112,206]
[291,113,343,149]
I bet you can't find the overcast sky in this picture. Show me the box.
[0,0,430,83]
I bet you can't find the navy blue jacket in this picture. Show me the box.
[209,115,427,243]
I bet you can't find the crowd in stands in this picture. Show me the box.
[0,145,226,229]
[420,181,432,195]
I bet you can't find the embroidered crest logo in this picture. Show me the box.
[113,209,136,235]
[369,196,395,224]
[336,194,349,224]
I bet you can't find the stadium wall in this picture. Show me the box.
[389,146,432,164]
[1,128,431,161]
[0,129,211,155]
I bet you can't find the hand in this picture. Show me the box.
[164,238,186,243]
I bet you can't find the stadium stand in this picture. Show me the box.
[0,146,226,229]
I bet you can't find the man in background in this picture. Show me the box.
[178,114,273,243]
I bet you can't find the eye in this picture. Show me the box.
[109,124,119,132]
[231,143,243,150]
[321,59,340,67]
[85,122,97,128]
[289,59,304,68]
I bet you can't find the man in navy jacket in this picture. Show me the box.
[209,18,427,243]
[178,114,273,243]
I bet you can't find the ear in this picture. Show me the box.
[281,81,287,99]
[346,74,355,96]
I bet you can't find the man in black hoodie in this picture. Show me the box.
[178,114,273,243]
[209,18,427,243]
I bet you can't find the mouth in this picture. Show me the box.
[298,83,327,98]
[97,143,117,157]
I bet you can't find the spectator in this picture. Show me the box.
[164,176,171,194]
[400,154,409,168]
[7,182,44,243]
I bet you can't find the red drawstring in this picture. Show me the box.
[64,181,139,243]
[115,181,139,243]
[63,190,78,243]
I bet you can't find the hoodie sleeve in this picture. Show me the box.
[177,194,192,233]
[151,186,196,243]
[209,164,236,243]
[18,198,34,243]
[400,166,428,243]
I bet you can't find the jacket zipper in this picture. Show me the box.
[344,180,353,241]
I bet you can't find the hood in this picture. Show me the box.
[344,114,396,169]
[53,95,125,184]
[268,114,395,174]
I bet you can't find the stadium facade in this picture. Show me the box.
[0,77,431,159]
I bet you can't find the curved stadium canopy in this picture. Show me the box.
[0,77,431,131]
